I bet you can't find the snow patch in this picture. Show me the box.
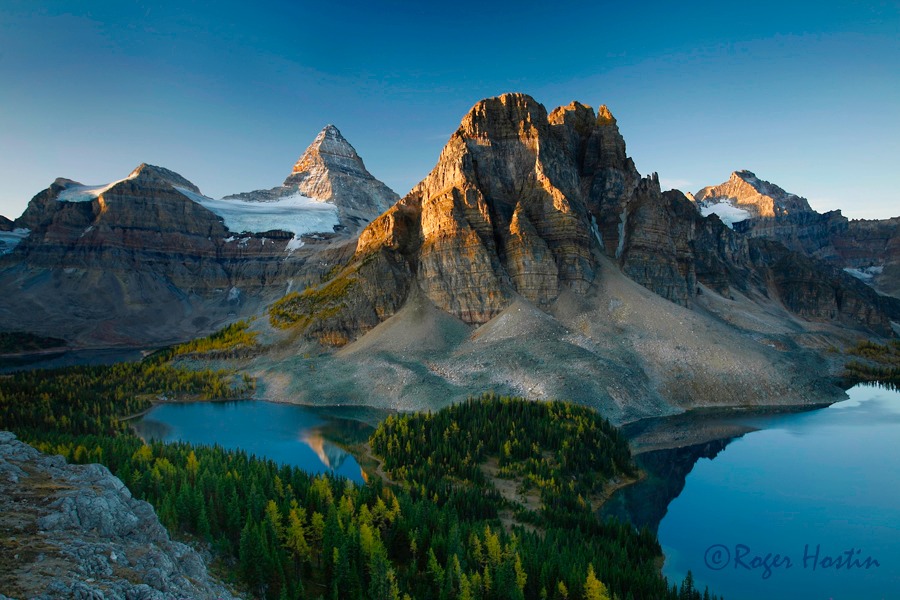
[699,199,752,228]
[0,228,30,255]
[56,172,139,203]
[227,287,241,302]
[843,266,884,283]
[174,187,340,246]
[285,236,304,253]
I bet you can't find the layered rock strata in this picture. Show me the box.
[735,212,900,298]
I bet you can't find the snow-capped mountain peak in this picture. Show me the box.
[225,124,399,231]
[692,170,813,225]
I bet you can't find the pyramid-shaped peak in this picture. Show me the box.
[320,123,342,136]
[314,124,351,147]
[292,124,362,175]
[277,125,398,221]
[728,170,792,197]
[694,170,812,217]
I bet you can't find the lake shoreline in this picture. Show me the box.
[622,401,834,454]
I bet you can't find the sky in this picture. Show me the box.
[1,0,898,220]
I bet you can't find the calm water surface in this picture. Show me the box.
[656,385,900,600]
[132,401,378,484]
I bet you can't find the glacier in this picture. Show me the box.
[174,187,340,242]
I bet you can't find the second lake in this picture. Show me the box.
[132,400,381,484]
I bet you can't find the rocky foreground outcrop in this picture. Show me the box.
[0,431,239,600]
[274,93,899,344]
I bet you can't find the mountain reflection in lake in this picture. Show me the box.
[132,400,377,484]
[300,430,353,472]
[599,437,735,534]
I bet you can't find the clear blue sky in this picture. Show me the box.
[1,1,898,220]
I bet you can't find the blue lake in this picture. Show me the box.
[132,386,900,599]
[132,401,378,484]
[656,385,900,600]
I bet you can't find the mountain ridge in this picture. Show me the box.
[273,93,898,346]
[0,127,393,347]
[247,93,899,422]
[1,93,898,421]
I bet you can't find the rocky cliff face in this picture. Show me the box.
[275,93,898,344]
[844,218,900,297]
[615,186,900,331]
[0,127,394,347]
[0,431,238,600]
[278,96,623,343]
[1,164,314,345]
[227,124,398,231]
[734,213,900,298]
[747,238,900,330]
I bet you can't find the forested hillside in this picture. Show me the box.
[0,349,717,599]
[843,340,900,388]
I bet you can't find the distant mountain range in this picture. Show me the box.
[1,94,897,421]
[0,126,387,346]
[691,170,900,297]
